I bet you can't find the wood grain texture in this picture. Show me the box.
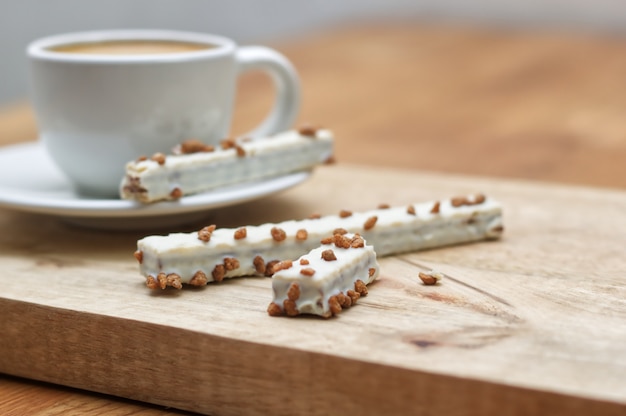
[2,24,626,415]
[1,164,626,415]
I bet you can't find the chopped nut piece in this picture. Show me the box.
[198,224,217,242]
[490,225,505,234]
[451,196,468,207]
[169,187,183,199]
[166,273,182,290]
[265,260,280,277]
[474,193,486,204]
[234,227,247,240]
[271,227,287,242]
[180,139,214,154]
[157,272,167,289]
[298,125,318,137]
[287,283,301,301]
[136,155,148,162]
[220,138,236,149]
[283,299,299,316]
[338,293,352,308]
[369,268,376,277]
[333,233,351,249]
[320,236,334,245]
[407,205,416,215]
[189,270,208,286]
[328,295,342,315]
[308,213,321,220]
[253,255,266,274]
[300,267,316,276]
[299,258,310,265]
[212,264,225,282]
[419,270,443,285]
[267,302,283,316]
[321,249,337,261]
[235,145,246,157]
[347,289,360,304]
[355,280,368,296]
[363,216,378,230]
[295,229,308,241]
[339,209,352,218]
[133,250,143,264]
[430,201,441,214]
[223,257,240,271]
[273,260,293,273]
[350,235,365,248]
[378,203,390,209]
[150,152,166,165]
[333,228,348,235]
[146,275,158,289]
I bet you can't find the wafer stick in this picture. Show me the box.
[267,233,379,318]
[120,128,334,203]
[134,194,503,289]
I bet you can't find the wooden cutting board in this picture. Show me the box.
[1,164,625,416]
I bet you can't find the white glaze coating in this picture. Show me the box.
[120,129,333,202]
[270,234,379,317]
[136,195,503,288]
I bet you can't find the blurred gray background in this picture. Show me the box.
[1,0,625,105]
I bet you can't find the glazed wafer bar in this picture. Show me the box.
[267,233,379,318]
[120,128,334,203]
[135,194,503,289]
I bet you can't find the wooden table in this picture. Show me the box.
[1,24,626,415]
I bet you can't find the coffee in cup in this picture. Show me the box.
[49,40,215,55]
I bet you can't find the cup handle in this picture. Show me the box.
[235,46,300,137]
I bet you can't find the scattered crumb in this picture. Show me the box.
[419,270,443,285]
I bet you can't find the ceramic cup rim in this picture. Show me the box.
[27,29,236,64]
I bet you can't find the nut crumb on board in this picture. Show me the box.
[419,270,443,285]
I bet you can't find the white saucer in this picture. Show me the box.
[0,142,310,229]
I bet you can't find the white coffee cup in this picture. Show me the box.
[27,30,300,197]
